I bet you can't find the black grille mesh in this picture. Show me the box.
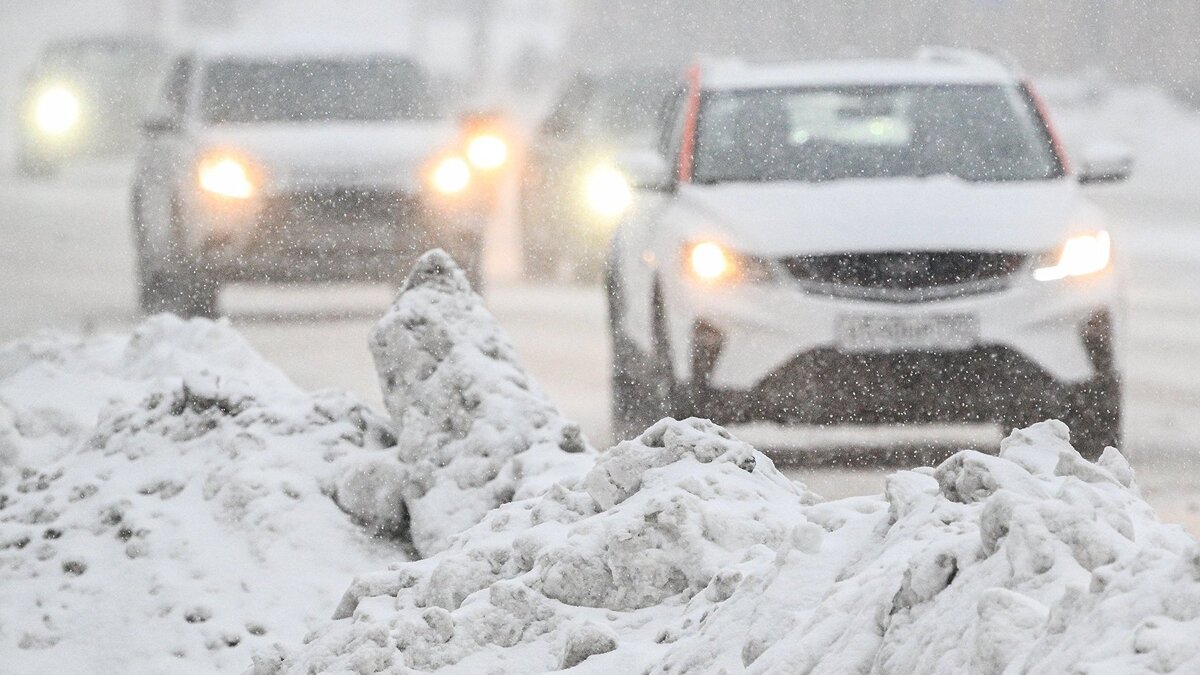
[783,251,1027,294]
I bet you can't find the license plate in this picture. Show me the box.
[836,314,979,353]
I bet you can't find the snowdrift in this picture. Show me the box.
[2,251,1197,674]
[260,420,1200,673]
[0,317,402,674]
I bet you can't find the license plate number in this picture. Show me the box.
[836,314,979,353]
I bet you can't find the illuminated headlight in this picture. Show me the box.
[198,153,256,199]
[1033,231,1111,281]
[430,155,471,195]
[684,241,775,284]
[466,133,509,171]
[34,87,81,136]
[583,166,633,220]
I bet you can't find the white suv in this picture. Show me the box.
[606,51,1130,456]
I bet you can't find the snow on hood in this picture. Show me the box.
[258,420,1199,674]
[196,121,456,192]
[0,317,402,674]
[345,250,596,558]
[679,177,1083,256]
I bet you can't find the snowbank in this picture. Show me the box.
[345,250,594,557]
[260,420,1199,674]
[0,317,403,674]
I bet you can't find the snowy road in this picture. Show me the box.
[1,156,1198,535]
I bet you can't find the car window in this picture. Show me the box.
[692,84,1064,183]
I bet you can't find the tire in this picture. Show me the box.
[139,198,219,319]
[609,279,677,440]
[1002,372,1121,461]
[1062,373,1122,460]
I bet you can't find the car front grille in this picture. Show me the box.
[781,251,1028,302]
[277,189,417,224]
[256,189,428,255]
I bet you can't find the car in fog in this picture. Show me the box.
[130,41,483,318]
[520,68,678,281]
[607,49,1131,456]
[16,35,169,176]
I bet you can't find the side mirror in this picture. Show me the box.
[1078,142,1133,185]
[141,115,180,137]
[618,150,675,193]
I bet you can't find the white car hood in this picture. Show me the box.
[679,177,1084,256]
[195,121,456,193]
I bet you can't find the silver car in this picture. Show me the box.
[130,41,482,317]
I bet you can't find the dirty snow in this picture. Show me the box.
[258,419,1200,674]
[0,317,403,674]
[2,258,1199,674]
[348,250,594,557]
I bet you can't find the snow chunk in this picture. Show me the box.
[256,418,820,673]
[356,250,595,557]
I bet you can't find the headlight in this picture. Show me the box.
[34,86,81,136]
[430,155,471,195]
[1033,231,1111,281]
[198,153,256,199]
[688,242,732,281]
[466,133,509,171]
[583,166,633,220]
[684,242,776,284]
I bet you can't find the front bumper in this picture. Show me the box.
[664,268,1119,420]
[183,188,478,283]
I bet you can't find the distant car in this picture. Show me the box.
[130,41,486,318]
[607,50,1132,457]
[520,68,678,281]
[16,35,169,176]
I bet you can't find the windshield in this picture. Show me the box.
[200,57,438,124]
[692,84,1064,183]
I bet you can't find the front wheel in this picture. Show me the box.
[609,281,678,440]
[139,266,218,319]
[1061,374,1122,460]
[137,198,220,319]
[16,152,56,179]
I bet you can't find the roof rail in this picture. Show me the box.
[914,46,1021,74]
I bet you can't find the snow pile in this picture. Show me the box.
[259,420,1200,674]
[343,250,594,557]
[0,317,402,674]
[0,318,298,468]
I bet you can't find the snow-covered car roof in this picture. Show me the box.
[191,35,414,62]
[700,52,1019,91]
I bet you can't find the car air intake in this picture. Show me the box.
[782,251,1028,302]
